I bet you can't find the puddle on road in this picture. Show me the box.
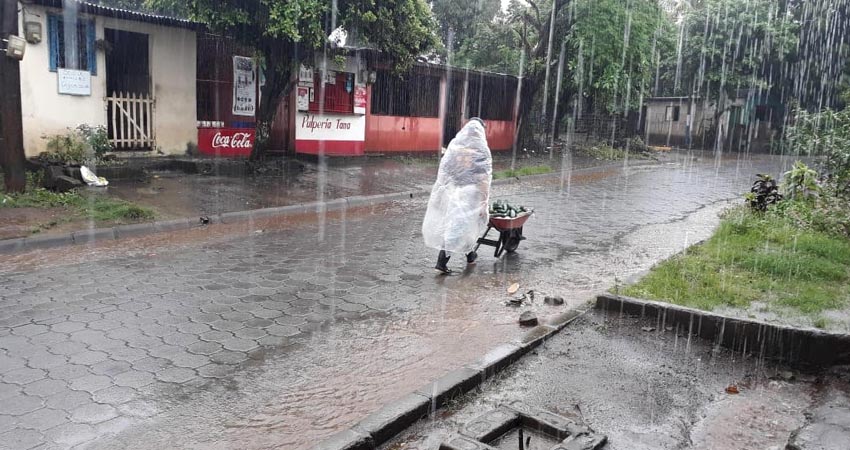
[86,301,528,450]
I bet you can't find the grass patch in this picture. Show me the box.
[82,198,155,222]
[2,170,156,226]
[622,206,850,317]
[493,165,553,179]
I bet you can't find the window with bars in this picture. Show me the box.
[370,70,440,117]
[47,15,97,75]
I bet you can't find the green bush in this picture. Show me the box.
[41,125,112,164]
[781,161,820,200]
[771,189,850,238]
[76,124,112,158]
[784,108,850,194]
[1,171,83,208]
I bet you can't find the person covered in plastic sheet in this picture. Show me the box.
[422,118,492,274]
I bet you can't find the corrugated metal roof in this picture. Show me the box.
[29,0,200,30]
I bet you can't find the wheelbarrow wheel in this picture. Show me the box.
[501,228,522,253]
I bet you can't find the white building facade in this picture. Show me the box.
[17,0,197,157]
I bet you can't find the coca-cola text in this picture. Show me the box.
[212,132,253,149]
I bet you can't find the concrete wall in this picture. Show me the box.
[18,4,196,157]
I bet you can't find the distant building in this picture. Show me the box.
[641,92,782,152]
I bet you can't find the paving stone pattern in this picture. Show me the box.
[0,154,793,449]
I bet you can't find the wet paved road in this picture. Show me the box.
[0,152,796,449]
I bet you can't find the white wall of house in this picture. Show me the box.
[17,4,196,157]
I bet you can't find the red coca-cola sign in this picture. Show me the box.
[198,128,255,157]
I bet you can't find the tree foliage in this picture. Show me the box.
[431,0,500,54]
[568,0,670,114]
[785,108,850,192]
[671,0,798,101]
[454,12,522,73]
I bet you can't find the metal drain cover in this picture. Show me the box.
[440,403,606,450]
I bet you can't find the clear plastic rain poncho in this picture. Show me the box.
[422,120,492,254]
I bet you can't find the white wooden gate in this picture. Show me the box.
[106,92,155,150]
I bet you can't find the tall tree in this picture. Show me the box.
[670,0,798,115]
[0,0,26,193]
[455,0,669,144]
[431,0,500,54]
[567,0,670,115]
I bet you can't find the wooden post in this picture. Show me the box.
[0,0,27,192]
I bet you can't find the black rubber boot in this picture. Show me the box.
[435,250,451,274]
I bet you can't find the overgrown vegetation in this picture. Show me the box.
[493,165,553,179]
[40,125,112,165]
[623,160,850,328]
[575,139,654,161]
[623,205,850,323]
[784,108,850,195]
[745,174,782,211]
[1,170,155,230]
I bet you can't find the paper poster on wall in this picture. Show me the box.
[296,87,309,111]
[325,70,336,85]
[299,65,314,87]
[354,86,367,115]
[57,69,91,96]
[309,88,315,102]
[232,56,256,117]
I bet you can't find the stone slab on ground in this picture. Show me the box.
[596,293,850,367]
[353,392,431,446]
[787,381,850,450]
[416,367,482,409]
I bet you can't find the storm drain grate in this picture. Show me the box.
[440,403,607,450]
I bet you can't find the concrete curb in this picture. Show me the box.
[595,293,850,368]
[311,307,589,450]
[0,159,662,255]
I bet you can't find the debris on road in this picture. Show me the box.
[81,166,109,187]
[641,326,655,332]
[778,371,796,381]
[544,296,565,306]
[508,283,520,295]
[725,385,740,394]
[519,311,538,327]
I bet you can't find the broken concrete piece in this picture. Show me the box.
[519,311,538,327]
[54,175,82,193]
[544,296,565,306]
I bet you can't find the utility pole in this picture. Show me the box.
[0,0,26,193]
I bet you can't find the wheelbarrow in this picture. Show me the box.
[470,210,533,260]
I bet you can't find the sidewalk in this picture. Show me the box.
[0,151,661,250]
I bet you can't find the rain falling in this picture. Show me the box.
[0,0,849,449]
